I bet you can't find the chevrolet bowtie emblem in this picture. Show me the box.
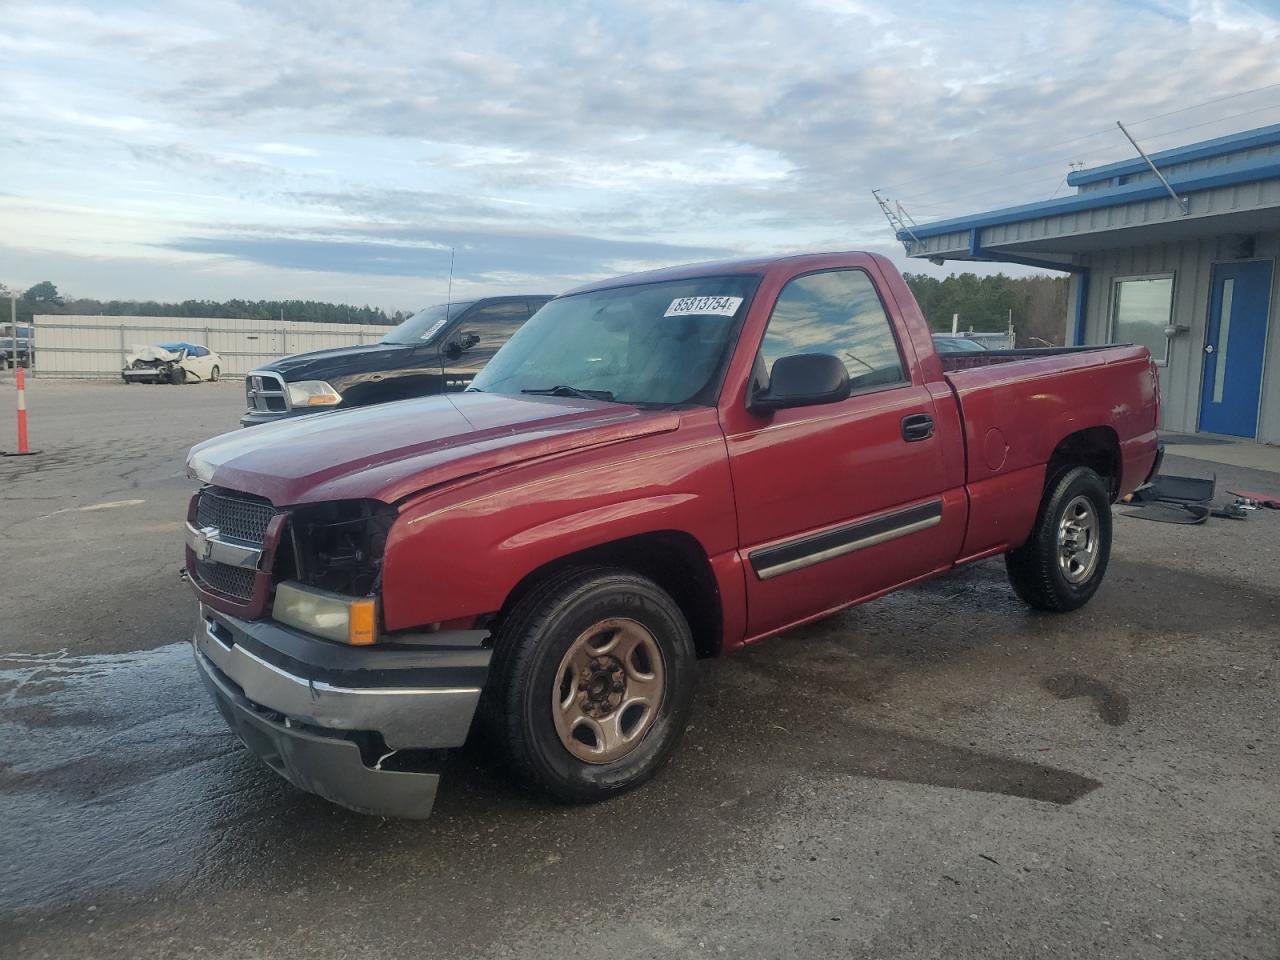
[194,525,219,561]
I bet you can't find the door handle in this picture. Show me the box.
[901,413,934,442]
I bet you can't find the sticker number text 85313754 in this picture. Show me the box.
[664,296,743,318]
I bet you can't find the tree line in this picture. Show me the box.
[4,273,1072,346]
[0,281,409,328]
[903,272,1070,347]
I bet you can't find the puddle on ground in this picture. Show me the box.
[0,624,1109,920]
[0,643,281,913]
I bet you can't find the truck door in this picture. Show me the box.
[722,266,967,640]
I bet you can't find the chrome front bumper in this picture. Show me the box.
[193,605,491,818]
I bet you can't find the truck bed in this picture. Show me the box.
[939,343,1160,561]
[938,345,1118,373]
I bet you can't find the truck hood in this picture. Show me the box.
[256,342,407,380]
[188,392,681,506]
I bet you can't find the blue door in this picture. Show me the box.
[1199,260,1273,438]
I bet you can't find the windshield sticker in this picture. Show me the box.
[663,296,743,318]
[418,317,450,341]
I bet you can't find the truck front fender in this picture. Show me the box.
[379,411,743,641]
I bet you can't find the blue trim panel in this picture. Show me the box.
[899,155,1280,242]
[986,252,1083,273]
[968,228,1082,273]
[1072,270,1090,347]
[1067,122,1280,187]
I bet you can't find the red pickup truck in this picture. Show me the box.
[185,252,1161,818]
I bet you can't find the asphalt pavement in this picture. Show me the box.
[1,379,1277,959]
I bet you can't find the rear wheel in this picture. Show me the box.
[485,567,697,803]
[1005,466,1112,612]
[209,365,220,382]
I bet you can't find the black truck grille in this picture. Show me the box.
[196,488,276,545]
[195,558,257,601]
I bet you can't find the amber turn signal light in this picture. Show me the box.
[347,598,378,646]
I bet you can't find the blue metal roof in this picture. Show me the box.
[899,152,1280,242]
[1066,122,1280,187]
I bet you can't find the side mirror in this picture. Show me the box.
[749,353,849,413]
[444,331,480,359]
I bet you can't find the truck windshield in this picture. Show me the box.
[381,301,476,345]
[471,276,757,406]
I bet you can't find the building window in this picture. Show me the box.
[1110,275,1173,364]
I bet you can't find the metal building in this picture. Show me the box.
[30,314,394,379]
[901,123,1280,443]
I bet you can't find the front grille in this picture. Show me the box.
[195,558,256,601]
[246,371,289,413]
[196,488,276,545]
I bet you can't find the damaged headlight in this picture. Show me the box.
[273,582,379,645]
[280,500,395,597]
[287,379,342,407]
[272,500,396,644]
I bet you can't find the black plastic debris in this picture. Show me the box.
[1121,473,1223,525]
[1147,473,1216,503]
[1210,503,1250,520]
[1121,502,1211,524]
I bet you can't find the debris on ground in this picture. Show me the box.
[1122,502,1210,524]
[1119,473,1258,526]
[1227,488,1280,509]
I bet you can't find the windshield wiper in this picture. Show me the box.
[521,385,615,401]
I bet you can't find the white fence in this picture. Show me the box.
[30,315,396,379]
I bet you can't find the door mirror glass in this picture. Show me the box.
[750,353,849,413]
[445,331,480,359]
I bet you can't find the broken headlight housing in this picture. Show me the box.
[279,500,396,597]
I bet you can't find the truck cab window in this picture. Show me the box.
[444,301,530,374]
[761,269,905,392]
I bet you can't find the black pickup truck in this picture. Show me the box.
[241,295,552,426]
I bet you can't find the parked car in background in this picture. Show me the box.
[932,334,988,352]
[122,343,223,384]
[184,251,1160,819]
[240,295,554,426]
[1,325,32,368]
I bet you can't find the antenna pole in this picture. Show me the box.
[872,189,921,250]
[1116,121,1189,215]
[446,247,455,317]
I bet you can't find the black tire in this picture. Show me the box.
[1005,466,1112,612]
[210,365,220,382]
[169,365,186,385]
[484,567,697,803]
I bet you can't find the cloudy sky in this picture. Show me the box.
[3,0,1280,311]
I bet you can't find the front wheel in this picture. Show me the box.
[485,567,697,803]
[1005,465,1112,612]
